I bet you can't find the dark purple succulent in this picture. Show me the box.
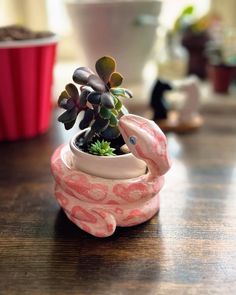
[58,83,93,130]
[57,56,132,147]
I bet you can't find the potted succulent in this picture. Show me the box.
[170,6,220,79]
[206,39,236,93]
[51,56,171,237]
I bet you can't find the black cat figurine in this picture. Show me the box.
[151,79,172,120]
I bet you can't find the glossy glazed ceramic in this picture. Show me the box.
[51,114,171,237]
[177,76,201,123]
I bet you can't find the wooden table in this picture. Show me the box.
[1,105,236,295]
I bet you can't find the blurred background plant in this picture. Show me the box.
[167,5,222,79]
[0,0,212,81]
[172,5,220,35]
[206,30,236,66]
[0,0,236,121]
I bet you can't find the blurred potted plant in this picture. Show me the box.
[51,56,171,237]
[206,34,236,93]
[171,6,220,79]
[0,25,57,141]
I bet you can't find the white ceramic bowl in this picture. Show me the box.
[69,130,146,179]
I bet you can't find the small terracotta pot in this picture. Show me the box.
[207,64,236,93]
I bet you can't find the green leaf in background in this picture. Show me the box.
[174,5,195,32]
[181,5,194,16]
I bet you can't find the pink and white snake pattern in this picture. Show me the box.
[51,114,171,237]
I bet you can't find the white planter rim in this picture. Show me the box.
[70,130,133,160]
[69,129,147,179]
[0,34,58,49]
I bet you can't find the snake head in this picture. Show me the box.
[118,114,171,176]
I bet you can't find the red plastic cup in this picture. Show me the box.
[0,35,57,141]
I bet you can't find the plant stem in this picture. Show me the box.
[83,129,96,146]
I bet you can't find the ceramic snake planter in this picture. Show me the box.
[51,114,171,237]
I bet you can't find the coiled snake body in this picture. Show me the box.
[51,114,171,237]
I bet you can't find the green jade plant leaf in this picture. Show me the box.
[57,56,133,155]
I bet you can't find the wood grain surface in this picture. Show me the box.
[0,106,236,295]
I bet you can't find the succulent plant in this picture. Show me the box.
[88,140,116,156]
[57,56,133,151]
[58,83,89,130]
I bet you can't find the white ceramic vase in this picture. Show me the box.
[66,0,161,84]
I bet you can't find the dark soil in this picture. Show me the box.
[75,132,126,156]
[0,25,54,41]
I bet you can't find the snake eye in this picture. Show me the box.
[129,136,137,145]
